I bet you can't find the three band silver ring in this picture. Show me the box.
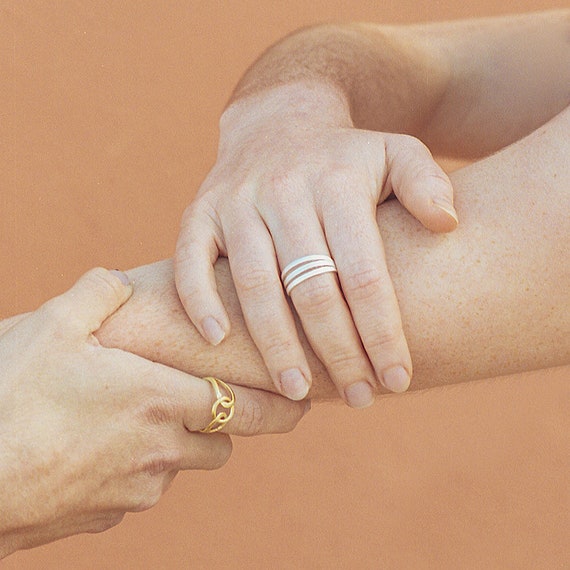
[281,254,338,296]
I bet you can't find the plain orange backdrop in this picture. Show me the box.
[2,1,569,568]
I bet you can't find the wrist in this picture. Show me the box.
[220,81,353,136]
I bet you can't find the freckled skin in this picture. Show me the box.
[98,105,570,396]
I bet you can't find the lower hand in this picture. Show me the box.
[0,268,306,557]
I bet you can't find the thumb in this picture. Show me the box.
[385,135,459,233]
[40,268,133,335]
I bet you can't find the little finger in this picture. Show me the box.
[323,195,412,393]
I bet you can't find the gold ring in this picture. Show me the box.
[199,377,236,433]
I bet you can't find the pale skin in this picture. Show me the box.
[175,10,570,406]
[1,10,569,560]
[97,101,570,398]
[0,270,307,559]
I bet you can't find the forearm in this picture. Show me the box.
[226,24,450,141]
[97,107,570,397]
[228,11,570,157]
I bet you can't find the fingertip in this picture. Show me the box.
[278,368,311,401]
[284,398,311,433]
[344,381,375,409]
[49,267,134,334]
[380,366,411,393]
[432,199,459,230]
[107,269,134,308]
[98,267,134,309]
[201,315,228,346]
[109,269,131,287]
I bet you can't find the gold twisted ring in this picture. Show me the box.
[199,377,236,434]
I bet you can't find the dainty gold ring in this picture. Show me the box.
[199,377,236,433]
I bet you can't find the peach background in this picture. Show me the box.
[2,1,568,568]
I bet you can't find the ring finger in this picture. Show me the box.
[271,210,377,408]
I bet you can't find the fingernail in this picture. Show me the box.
[280,368,310,400]
[344,381,375,408]
[201,316,226,346]
[110,269,130,286]
[303,400,312,416]
[382,366,411,393]
[432,199,459,225]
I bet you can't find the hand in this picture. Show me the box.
[0,268,307,558]
[175,85,458,408]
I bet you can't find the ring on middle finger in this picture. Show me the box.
[281,254,338,296]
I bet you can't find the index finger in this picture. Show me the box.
[149,364,309,436]
[190,380,310,437]
[175,201,230,346]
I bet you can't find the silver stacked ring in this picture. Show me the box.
[281,254,338,296]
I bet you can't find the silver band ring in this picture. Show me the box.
[281,254,338,295]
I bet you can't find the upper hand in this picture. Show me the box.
[175,89,458,408]
[0,268,306,557]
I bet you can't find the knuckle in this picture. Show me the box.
[41,268,124,332]
[140,396,180,427]
[175,279,202,307]
[292,277,338,314]
[317,163,355,189]
[216,180,255,212]
[325,349,367,374]
[427,171,452,191]
[265,170,301,196]
[203,437,233,470]
[85,267,125,298]
[87,513,125,534]
[365,324,403,355]
[175,232,198,262]
[181,196,218,229]
[398,133,427,152]
[412,163,449,187]
[181,197,203,221]
[404,161,436,186]
[130,488,163,513]
[260,333,298,364]
[234,396,265,436]
[37,299,84,338]
[142,448,184,476]
[232,263,277,296]
[342,266,384,302]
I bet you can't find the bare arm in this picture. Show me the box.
[233,10,570,157]
[0,270,306,559]
[99,107,570,399]
[175,10,569,408]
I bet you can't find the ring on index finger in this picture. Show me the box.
[199,376,236,434]
[281,254,338,296]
